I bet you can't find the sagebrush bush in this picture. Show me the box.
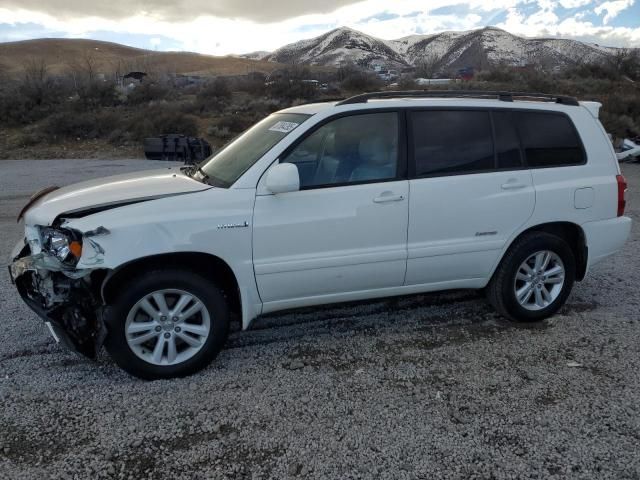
[40,110,120,140]
[194,79,234,114]
[3,54,639,154]
[601,112,640,139]
[125,106,199,141]
[198,77,232,100]
[267,79,318,101]
[217,113,256,134]
[233,73,267,96]
[126,82,172,105]
[76,82,119,108]
[340,72,382,93]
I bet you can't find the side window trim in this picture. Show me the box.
[489,109,498,169]
[278,109,408,191]
[490,109,526,170]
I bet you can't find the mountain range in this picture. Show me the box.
[0,27,630,78]
[246,26,627,73]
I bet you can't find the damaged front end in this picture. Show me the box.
[9,226,109,359]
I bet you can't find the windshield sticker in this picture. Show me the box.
[268,121,299,133]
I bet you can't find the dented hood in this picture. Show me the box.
[22,167,211,226]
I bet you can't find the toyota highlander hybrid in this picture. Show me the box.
[9,91,632,379]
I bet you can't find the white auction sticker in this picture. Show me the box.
[268,121,299,133]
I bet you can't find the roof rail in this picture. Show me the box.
[335,90,580,107]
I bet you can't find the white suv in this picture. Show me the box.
[9,91,632,379]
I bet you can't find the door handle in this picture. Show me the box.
[501,181,527,190]
[373,193,405,203]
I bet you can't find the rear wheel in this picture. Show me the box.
[487,232,576,322]
[104,269,229,379]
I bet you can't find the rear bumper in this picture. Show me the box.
[583,216,632,272]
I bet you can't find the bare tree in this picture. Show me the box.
[66,50,101,89]
[607,48,640,81]
[415,52,440,79]
[21,57,53,105]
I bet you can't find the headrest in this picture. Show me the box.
[358,137,392,165]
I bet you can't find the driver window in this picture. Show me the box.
[281,112,399,189]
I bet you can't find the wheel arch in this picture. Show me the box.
[499,222,588,281]
[100,252,242,316]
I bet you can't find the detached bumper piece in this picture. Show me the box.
[12,260,106,359]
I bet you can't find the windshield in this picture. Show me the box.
[196,112,311,187]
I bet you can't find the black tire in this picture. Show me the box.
[486,232,576,322]
[104,269,229,380]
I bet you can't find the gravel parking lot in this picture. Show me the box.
[1,159,639,480]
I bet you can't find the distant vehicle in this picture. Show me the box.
[457,67,474,80]
[10,91,631,379]
[143,135,212,164]
[616,138,640,162]
[415,78,453,86]
[378,69,399,82]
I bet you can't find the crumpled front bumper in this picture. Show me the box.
[9,246,107,359]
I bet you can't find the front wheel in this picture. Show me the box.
[486,232,576,322]
[104,269,229,379]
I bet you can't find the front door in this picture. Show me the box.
[252,111,409,308]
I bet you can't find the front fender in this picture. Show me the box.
[63,188,263,327]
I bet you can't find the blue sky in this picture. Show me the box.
[0,0,638,54]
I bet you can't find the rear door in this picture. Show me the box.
[405,109,535,286]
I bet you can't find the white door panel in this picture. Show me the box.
[406,170,535,285]
[253,181,409,303]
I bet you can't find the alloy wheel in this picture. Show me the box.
[124,289,211,366]
[514,250,565,311]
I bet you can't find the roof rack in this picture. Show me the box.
[335,90,580,107]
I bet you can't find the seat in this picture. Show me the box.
[312,132,340,186]
[349,136,397,182]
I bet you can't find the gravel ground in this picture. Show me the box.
[1,158,639,480]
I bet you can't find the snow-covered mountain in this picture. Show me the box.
[263,27,406,68]
[253,26,624,72]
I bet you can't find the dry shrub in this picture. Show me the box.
[40,110,120,140]
[125,106,199,141]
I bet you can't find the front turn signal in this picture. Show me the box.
[69,241,83,259]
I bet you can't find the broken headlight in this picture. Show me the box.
[40,228,83,265]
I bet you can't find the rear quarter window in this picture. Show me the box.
[515,112,585,167]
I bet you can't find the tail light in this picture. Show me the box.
[616,174,627,217]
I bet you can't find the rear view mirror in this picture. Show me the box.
[265,163,300,194]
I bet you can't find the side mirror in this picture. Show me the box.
[265,163,300,194]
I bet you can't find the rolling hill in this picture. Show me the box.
[0,38,286,77]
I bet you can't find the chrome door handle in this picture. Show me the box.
[373,194,405,203]
[501,181,527,190]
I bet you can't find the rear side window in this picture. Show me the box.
[410,110,494,176]
[515,112,585,167]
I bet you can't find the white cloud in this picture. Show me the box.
[0,0,638,53]
[496,2,640,46]
[594,0,634,24]
[557,0,592,7]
